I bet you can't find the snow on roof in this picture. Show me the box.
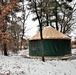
[30,26,70,40]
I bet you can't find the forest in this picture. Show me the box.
[0,0,74,55]
[0,0,76,75]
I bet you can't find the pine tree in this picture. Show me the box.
[27,0,45,62]
[27,0,73,34]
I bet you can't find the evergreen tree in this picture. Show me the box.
[27,0,73,34]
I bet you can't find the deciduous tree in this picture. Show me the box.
[0,0,22,55]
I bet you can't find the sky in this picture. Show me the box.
[25,14,39,38]
[25,0,76,38]
[17,0,76,39]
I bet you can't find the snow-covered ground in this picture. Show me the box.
[0,49,76,75]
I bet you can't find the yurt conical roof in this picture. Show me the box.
[30,26,70,40]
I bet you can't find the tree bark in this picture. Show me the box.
[20,0,25,50]
[3,43,8,56]
[46,14,49,26]
[34,0,45,62]
[55,0,59,30]
[40,23,45,62]
[2,0,8,56]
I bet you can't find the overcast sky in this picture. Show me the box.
[25,14,39,38]
[21,0,76,38]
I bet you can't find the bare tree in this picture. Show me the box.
[19,0,30,50]
[0,0,22,55]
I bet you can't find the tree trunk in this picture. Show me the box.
[46,14,49,26]
[34,0,45,62]
[55,0,59,30]
[20,0,26,50]
[40,22,45,62]
[3,43,8,56]
[20,37,23,50]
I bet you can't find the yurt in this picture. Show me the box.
[29,26,71,56]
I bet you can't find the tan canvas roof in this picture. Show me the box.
[30,26,70,40]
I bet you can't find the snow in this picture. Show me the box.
[0,49,76,75]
